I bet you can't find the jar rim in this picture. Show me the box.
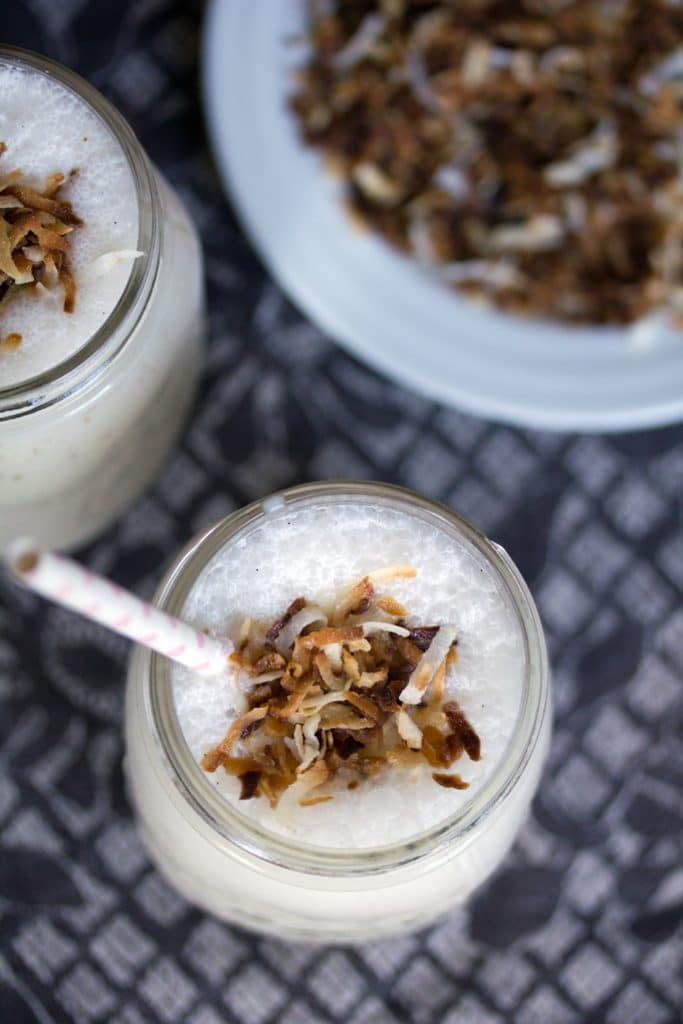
[0,45,160,417]
[145,481,550,878]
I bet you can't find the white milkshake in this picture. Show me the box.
[126,483,550,941]
[174,501,524,848]
[0,48,203,549]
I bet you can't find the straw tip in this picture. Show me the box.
[3,537,40,577]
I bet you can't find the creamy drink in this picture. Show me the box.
[0,48,203,549]
[126,483,550,942]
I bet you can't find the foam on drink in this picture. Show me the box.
[0,61,138,386]
[172,500,525,850]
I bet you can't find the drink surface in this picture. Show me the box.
[172,500,525,849]
[0,61,139,386]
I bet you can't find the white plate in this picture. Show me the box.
[203,0,683,432]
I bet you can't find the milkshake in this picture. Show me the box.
[126,483,550,941]
[0,48,203,549]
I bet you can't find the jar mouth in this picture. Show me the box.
[146,481,550,877]
[0,46,160,417]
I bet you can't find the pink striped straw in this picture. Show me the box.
[4,538,232,677]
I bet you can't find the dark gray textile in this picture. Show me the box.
[0,3,682,1022]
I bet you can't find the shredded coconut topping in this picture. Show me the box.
[0,145,83,344]
[291,0,683,326]
[200,570,479,808]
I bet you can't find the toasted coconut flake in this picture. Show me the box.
[237,617,252,649]
[264,717,292,737]
[487,215,565,254]
[258,775,279,808]
[397,709,423,750]
[408,626,440,651]
[544,123,619,187]
[429,656,448,706]
[201,706,268,770]
[299,690,351,715]
[444,700,481,761]
[401,661,431,703]
[43,171,65,197]
[0,332,21,352]
[0,170,21,191]
[228,649,251,671]
[238,771,262,800]
[375,684,402,714]
[439,259,524,291]
[21,244,44,263]
[334,575,375,621]
[368,565,417,582]
[299,793,334,807]
[0,196,23,211]
[344,690,385,722]
[296,757,329,795]
[362,620,411,637]
[376,595,407,617]
[293,723,305,760]
[278,678,316,719]
[346,638,372,653]
[250,651,286,676]
[40,253,60,289]
[0,221,31,284]
[356,667,389,689]
[353,162,403,204]
[432,771,468,789]
[200,746,226,773]
[322,642,343,672]
[61,264,76,313]
[300,625,364,648]
[421,724,462,768]
[10,212,70,253]
[10,184,82,223]
[462,39,492,88]
[266,596,307,644]
[221,755,270,777]
[333,12,385,70]
[314,650,342,690]
[249,669,285,685]
[400,625,458,705]
[79,249,142,282]
[342,649,360,683]
[298,714,322,773]
[320,707,375,731]
[386,744,423,769]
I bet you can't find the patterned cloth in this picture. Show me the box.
[1,2,682,1022]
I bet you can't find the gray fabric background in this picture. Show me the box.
[0,2,682,1022]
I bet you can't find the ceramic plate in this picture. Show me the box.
[203,0,683,431]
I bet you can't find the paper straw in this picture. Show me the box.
[4,538,231,677]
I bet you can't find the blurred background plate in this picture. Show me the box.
[203,0,683,432]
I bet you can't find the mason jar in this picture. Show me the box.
[0,46,203,550]
[125,481,551,942]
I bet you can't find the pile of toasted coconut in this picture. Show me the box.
[202,566,480,809]
[291,0,683,325]
[0,142,81,352]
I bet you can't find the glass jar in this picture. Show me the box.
[0,47,204,550]
[125,482,551,942]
